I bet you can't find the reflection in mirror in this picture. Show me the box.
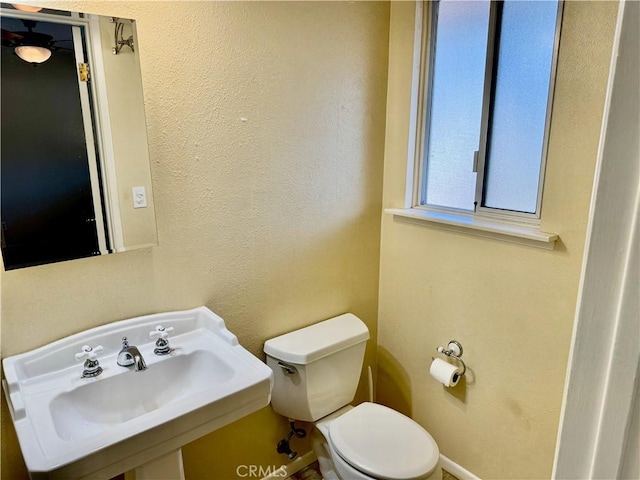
[1,3,157,270]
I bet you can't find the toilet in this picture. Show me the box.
[264,314,442,480]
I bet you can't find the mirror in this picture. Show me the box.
[1,3,157,270]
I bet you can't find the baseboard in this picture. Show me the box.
[440,455,481,480]
[262,451,317,480]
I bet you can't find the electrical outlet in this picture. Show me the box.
[133,186,147,208]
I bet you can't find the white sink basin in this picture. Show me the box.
[2,307,273,479]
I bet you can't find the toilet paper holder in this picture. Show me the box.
[435,340,466,377]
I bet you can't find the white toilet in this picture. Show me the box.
[264,313,442,480]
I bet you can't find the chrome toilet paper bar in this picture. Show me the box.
[435,340,466,377]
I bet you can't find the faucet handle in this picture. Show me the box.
[76,345,104,378]
[149,325,174,340]
[150,325,173,355]
[75,345,103,361]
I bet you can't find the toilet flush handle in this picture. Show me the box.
[277,361,298,375]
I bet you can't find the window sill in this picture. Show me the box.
[384,207,558,250]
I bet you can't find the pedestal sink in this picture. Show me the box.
[2,307,274,479]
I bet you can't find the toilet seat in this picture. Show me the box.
[328,402,439,480]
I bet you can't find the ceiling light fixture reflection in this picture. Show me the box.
[9,20,55,64]
[11,4,43,12]
[15,45,51,63]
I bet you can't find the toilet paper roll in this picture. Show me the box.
[430,357,461,387]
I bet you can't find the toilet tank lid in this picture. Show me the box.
[264,313,369,364]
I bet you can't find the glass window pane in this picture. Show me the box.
[423,0,490,211]
[483,0,558,213]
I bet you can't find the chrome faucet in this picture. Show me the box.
[117,337,147,371]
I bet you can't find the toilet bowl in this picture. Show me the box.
[264,313,442,480]
[312,404,442,480]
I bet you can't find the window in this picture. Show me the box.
[418,0,562,221]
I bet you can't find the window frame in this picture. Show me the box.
[414,0,564,225]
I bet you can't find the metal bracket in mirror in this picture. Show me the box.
[110,17,134,55]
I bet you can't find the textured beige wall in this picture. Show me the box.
[377,2,617,479]
[0,2,389,479]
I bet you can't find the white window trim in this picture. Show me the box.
[385,207,558,249]
[387,0,559,250]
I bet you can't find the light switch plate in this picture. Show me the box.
[133,186,147,208]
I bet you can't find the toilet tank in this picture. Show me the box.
[264,313,369,422]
